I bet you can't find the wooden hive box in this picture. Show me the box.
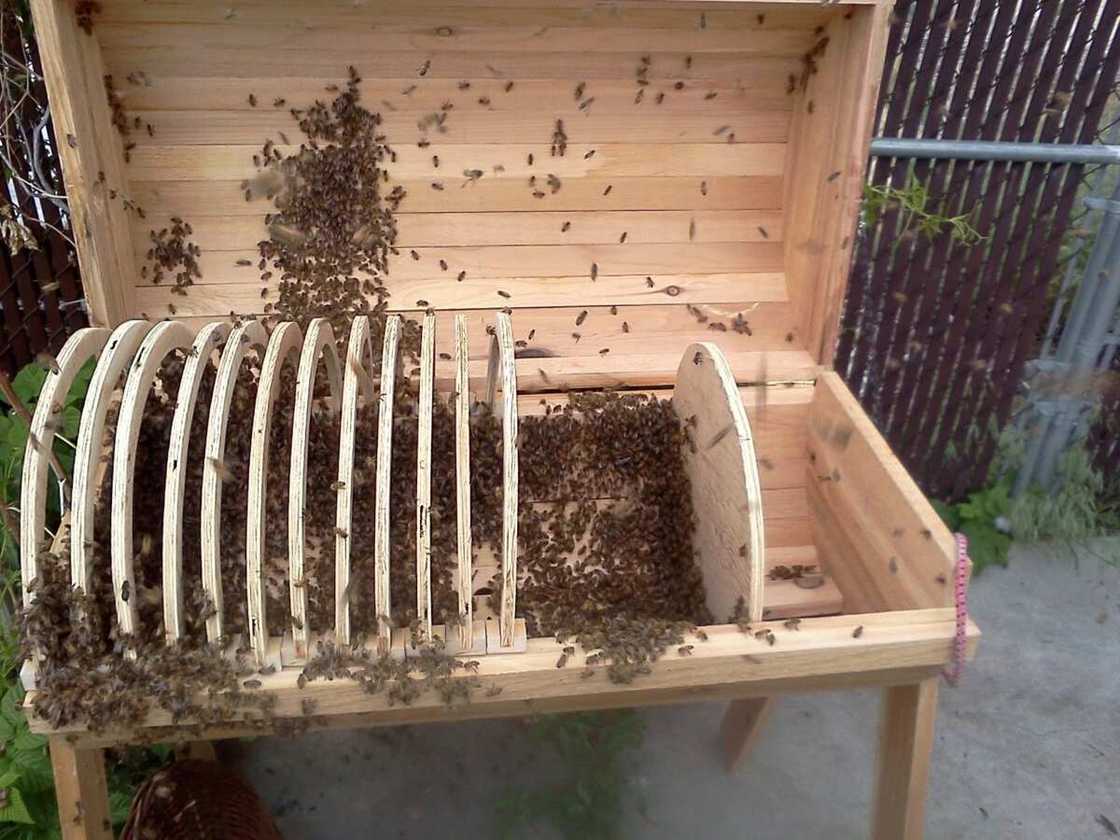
[24,0,979,837]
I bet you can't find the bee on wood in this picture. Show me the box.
[619,231,627,244]
[852,625,864,639]
[689,218,696,241]
[505,81,515,93]
[576,310,588,326]
[419,59,431,77]
[120,580,130,602]
[439,259,448,271]
[584,150,595,160]
[556,652,568,668]
[622,321,630,333]
[497,290,511,299]
[561,221,571,232]
[705,91,718,100]
[457,270,466,282]
[784,618,801,631]
[590,263,598,281]
[248,93,257,107]
[458,80,471,90]
[678,645,693,656]
[603,184,612,196]
[431,182,445,190]
[646,276,654,288]
[655,92,665,105]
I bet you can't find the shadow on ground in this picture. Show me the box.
[227,539,1120,839]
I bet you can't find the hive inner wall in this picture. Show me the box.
[91,0,852,384]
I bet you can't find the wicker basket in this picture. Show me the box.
[120,759,283,840]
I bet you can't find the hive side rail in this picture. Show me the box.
[70,321,151,602]
[162,322,229,643]
[247,322,303,667]
[201,319,268,643]
[672,342,766,624]
[453,315,475,651]
[488,312,525,652]
[289,318,342,659]
[415,312,436,641]
[111,320,195,652]
[20,328,111,607]
[335,316,375,647]
[374,315,401,653]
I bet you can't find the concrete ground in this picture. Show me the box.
[227,539,1120,839]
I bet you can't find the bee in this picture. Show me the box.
[655,92,665,104]
[705,91,718,100]
[402,84,417,96]
[645,276,655,288]
[575,310,588,326]
[431,182,445,191]
[432,155,440,168]
[678,645,693,656]
[335,527,349,539]
[784,618,802,631]
[701,180,708,196]
[248,93,257,107]
[590,263,598,280]
[242,679,262,689]
[418,59,431,77]
[852,625,864,639]
[689,218,696,241]
[478,96,491,106]
[571,332,581,343]
[619,231,627,244]
[827,170,841,183]
[622,321,630,333]
[634,88,645,104]
[578,97,595,111]
[556,652,568,669]
[706,423,733,450]
[457,270,466,282]
[598,347,609,355]
[330,480,346,492]
[458,80,471,90]
[439,259,448,271]
[561,221,571,232]
[504,81,515,93]
[603,184,612,196]
[696,629,708,641]
[416,299,429,307]
[120,580,130,602]
[685,55,693,69]
[497,290,511,299]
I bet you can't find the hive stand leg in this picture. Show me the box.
[720,696,774,772]
[49,738,113,840]
[872,680,938,840]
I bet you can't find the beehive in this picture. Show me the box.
[22,0,978,835]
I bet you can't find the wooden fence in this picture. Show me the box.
[836,0,1120,500]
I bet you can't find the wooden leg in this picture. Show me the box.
[719,696,774,772]
[49,738,113,840]
[872,679,938,840]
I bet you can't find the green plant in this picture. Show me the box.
[1009,445,1107,547]
[0,359,169,838]
[863,173,986,247]
[932,482,1013,574]
[496,710,646,840]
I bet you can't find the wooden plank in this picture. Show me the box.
[117,77,798,114]
[672,343,765,623]
[70,321,151,600]
[720,697,774,772]
[163,302,805,366]
[105,49,807,80]
[97,0,843,29]
[30,0,136,326]
[289,319,342,656]
[148,245,784,283]
[129,211,785,252]
[492,313,519,649]
[128,109,792,146]
[19,328,110,607]
[111,320,195,649]
[783,4,891,363]
[201,319,268,642]
[454,315,473,649]
[808,373,957,611]
[374,316,402,651]
[96,0,846,26]
[99,21,816,56]
[129,176,784,213]
[416,312,437,639]
[124,142,786,180]
[133,270,789,315]
[807,478,884,614]
[873,680,938,840]
[335,316,375,646]
[49,739,112,840]
[246,321,303,666]
[30,608,976,744]
[162,321,229,642]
